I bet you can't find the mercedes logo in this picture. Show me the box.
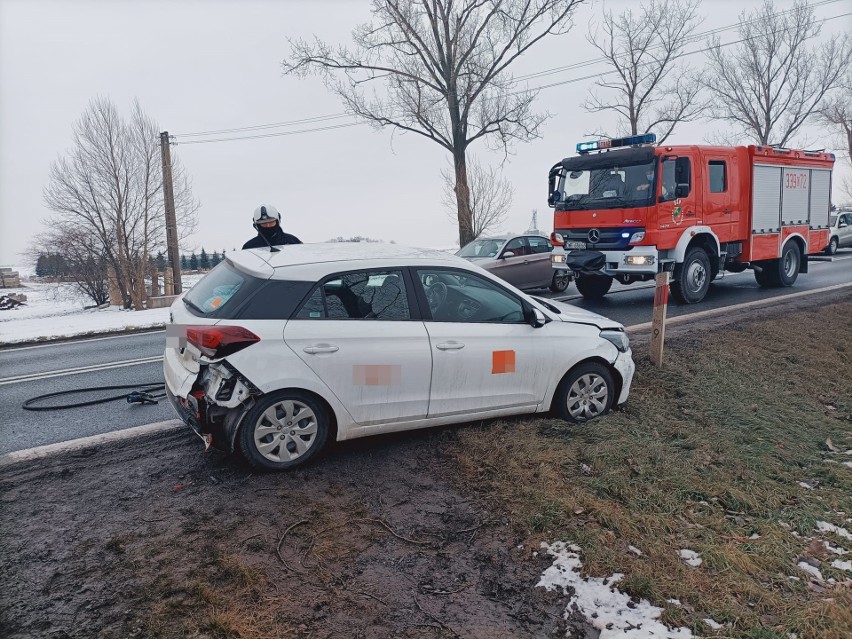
[588,228,600,243]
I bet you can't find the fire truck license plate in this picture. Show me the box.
[564,241,586,250]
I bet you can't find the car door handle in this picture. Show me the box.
[436,341,465,351]
[303,344,339,354]
[723,209,732,214]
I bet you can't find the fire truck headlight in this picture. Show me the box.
[628,231,646,244]
[625,255,656,266]
[600,330,629,353]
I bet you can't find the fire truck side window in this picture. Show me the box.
[709,161,727,193]
[661,157,691,201]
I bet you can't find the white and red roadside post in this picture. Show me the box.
[650,271,670,367]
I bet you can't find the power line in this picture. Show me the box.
[172,0,843,140]
[172,6,849,146]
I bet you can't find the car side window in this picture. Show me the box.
[294,270,410,320]
[416,269,526,324]
[528,237,551,254]
[502,237,526,257]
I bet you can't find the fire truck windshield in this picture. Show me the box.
[556,159,656,210]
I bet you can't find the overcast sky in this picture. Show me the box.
[0,0,849,266]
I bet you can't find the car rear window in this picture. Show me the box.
[183,261,314,320]
[183,261,250,315]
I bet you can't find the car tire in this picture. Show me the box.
[824,236,838,256]
[554,362,615,423]
[238,390,329,471]
[753,264,776,288]
[670,247,711,304]
[575,274,612,299]
[549,270,571,293]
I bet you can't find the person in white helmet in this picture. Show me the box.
[242,205,302,249]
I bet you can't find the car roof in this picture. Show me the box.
[229,243,470,280]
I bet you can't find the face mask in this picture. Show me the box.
[258,223,279,238]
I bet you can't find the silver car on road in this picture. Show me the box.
[824,210,852,255]
[457,234,571,293]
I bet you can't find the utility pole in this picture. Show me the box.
[159,131,182,295]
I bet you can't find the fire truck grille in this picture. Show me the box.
[556,227,643,250]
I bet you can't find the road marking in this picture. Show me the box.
[0,329,165,352]
[624,281,852,332]
[0,419,184,468]
[0,355,163,386]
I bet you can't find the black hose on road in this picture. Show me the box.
[22,382,167,411]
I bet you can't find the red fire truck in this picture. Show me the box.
[547,134,835,303]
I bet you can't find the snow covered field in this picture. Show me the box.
[0,267,204,345]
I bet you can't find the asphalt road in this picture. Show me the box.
[1,250,850,455]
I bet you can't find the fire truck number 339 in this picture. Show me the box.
[785,172,808,189]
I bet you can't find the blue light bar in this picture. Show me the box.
[576,133,656,154]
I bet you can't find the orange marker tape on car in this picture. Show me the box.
[492,350,515,374]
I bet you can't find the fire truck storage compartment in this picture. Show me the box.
[751,164,832,234]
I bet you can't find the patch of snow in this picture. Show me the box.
[703,619,724,630]
[667,598,682,606]
[831,559,852,572]
[843,461,852,469]
[580,463,592,474]
[0,274,205,344]
[628,545,643,556]
[679,549,702,567]
[817,521,852,541]
[787,576,800,581]
[537,541,693,638]
[797,561,823,580]
[749,533,761,540]
[797,481,814,489]
[823,541,848,555]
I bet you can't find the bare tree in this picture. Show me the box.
[818,85,852,160]
[584,0,704,145]
[283,0,585,247]
[441,157,512,241]
[31,224,110,306]
[43,98,198,309]
[702,0,851,147]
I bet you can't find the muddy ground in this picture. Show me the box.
[1,289,849,639]
[0,424,574,639]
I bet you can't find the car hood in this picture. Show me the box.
[536,298,623,330]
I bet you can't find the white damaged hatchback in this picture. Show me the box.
[164,244,635,471]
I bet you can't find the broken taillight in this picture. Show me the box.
[185,326,260,359]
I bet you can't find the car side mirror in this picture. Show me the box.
[502,251,515,259]
[675,183,689,198]
[530,308,546,328]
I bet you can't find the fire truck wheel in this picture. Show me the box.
[554,362,615,423]
[550,270,571,293]
[575,274,613,299]
[776,242,801,287]
[754,265,775,288]
[670,247,711,304]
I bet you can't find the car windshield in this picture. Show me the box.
[557,159,656,210]
[830,215,838,226]
[458,238,505,258]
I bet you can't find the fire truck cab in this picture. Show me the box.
[548,134,835,303]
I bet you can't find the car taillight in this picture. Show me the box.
[185,326,260,359]
[550,232,564,247]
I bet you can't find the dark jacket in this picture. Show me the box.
[242,226,302,250]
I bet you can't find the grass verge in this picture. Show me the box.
[442,300,852,638]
